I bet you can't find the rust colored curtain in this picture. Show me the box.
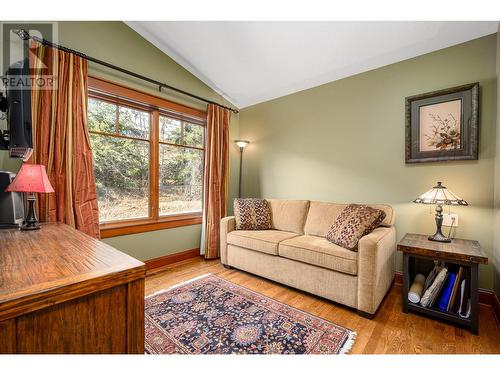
[30,42,100,238]
[202,104,231,259]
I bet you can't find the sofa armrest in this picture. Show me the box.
[357,226,396,315]
[220,216,236,264]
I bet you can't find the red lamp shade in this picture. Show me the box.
[5,164,55,193]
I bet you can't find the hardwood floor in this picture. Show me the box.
[145,257,500,354]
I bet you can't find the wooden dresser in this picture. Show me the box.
[0,223,146,353]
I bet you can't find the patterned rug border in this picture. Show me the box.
[145,273,357,354]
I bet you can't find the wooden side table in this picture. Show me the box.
[397,233,488,335]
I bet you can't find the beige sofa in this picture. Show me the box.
[220,199,396,317]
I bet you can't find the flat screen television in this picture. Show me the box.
[0,57,33,159]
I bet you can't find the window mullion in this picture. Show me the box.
[180,121,185,146]
[150,110,160,221]
[115,104,119,134]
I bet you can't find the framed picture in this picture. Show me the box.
[405,82,479,163]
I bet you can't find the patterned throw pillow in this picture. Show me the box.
[234,198,272,230]
[326,204,386,250]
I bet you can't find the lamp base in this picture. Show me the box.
[428,204,451,243]
[21,223,41,230]
[428,232,451,243]
[21,193,40,231]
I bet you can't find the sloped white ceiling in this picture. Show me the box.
[126,21,497,108]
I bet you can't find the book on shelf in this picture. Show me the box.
[458,270,471,318]
[448,266,464,312]
[429,271,448,307]
[423,262,442,291]
[436,272,456,311]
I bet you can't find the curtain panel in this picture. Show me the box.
[30,42,100,238]
[202,104,231,259]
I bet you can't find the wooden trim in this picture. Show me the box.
[89,90,154,114]
[100,215,202,238]
[89,76,207,120]
[478,288,495,306]
[493,292,500,330]
[145,248,200,273]
[394,271,403,285]
[159,109,206,127]
[477,288,500,330]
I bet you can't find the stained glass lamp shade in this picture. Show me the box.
[413,182,467,243]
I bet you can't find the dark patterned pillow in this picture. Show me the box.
[234,198,272,230]
[326,204,386,250]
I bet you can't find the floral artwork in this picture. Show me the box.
[405,83,478,163]
[419,99,462,152]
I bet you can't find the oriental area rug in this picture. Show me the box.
[144,274,356,354]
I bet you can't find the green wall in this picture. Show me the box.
[239,34,498,289]
[494,24,500,297]
[0,21,241,261]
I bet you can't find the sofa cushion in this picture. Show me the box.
[233,198,272,230]
[326,204,386,250]
[304,201,394,237]
[227,230,299,255]
[267,199,310,234]
[278,235,358,275]
[304,202,344,237]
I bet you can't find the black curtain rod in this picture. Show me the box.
[16,29,239,114]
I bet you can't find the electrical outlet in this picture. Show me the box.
[442,213,459,227]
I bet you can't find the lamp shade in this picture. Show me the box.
[413,181,467,206]
[5,164,55,193]
[235,140,250,148]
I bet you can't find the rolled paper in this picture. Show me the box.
[408,274,425,303]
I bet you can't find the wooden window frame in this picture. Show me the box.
[88,76,206,238]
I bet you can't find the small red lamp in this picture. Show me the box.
[4,163,54,230]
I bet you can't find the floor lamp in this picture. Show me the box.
[235,140,250,197]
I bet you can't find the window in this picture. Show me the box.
[158,116,204,216]
[88,99,150,222]
[87,77,206,237]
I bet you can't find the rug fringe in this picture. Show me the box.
[145,273,212,298]
[338,330,357,354]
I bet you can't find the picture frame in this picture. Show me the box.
[405,82,479,163]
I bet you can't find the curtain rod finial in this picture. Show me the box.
[14,29,30,41]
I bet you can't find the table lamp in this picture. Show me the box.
[413,181,468,243]
[4,163,54,230]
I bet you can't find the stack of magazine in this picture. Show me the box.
[416,262,471,318]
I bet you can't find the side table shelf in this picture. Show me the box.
[397,233,488,335]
